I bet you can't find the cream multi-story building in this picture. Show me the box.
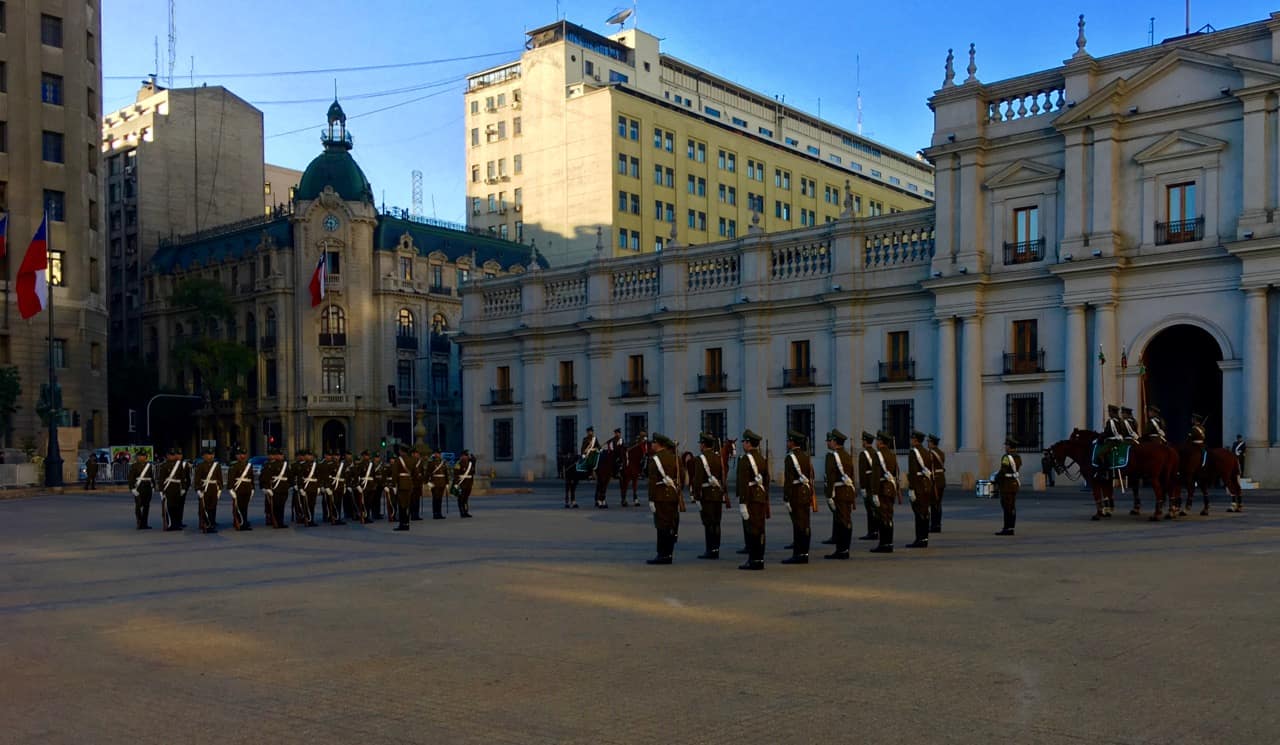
[142,102,535,455]
[264,162,302,214]
[459,14,1280,487]
[464,20,934,266]
[0,1,109,451]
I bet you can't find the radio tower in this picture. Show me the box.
[167,0,177,87]
[856,54,863,136]
[411,170,424,220]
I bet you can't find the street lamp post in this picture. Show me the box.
[146,393,204,442]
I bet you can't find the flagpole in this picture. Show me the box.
[44,211,63,488]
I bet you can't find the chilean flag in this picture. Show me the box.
[17,213,50,320]
[308,253,327,307]
[0,212,7,258]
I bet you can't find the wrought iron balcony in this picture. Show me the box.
[396,335,418,350]
[620,378,649,398]
[782,367,816,388]
[490,387,514,405]
[429,334,452,355]
[552,384,577,402]
[1003,349,1046,375]
[429,284,453,296]
[1155,216,1204,245]
[697,373,728,393]
[259,335,277,351]
[878,360,915,383]
[318,332,346,347]
[1003,238,1045,265]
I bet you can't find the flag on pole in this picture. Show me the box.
[1097,344,1105,366]
[17,213,50,319]
[308,253,327,307]
[0,212,8,258]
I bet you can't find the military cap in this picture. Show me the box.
[875,430,894,444]
[786,429,807,446]
[1120,406,1134,414]
[742,428,762,444]
[910,430,926,442]
[231,447,246,456]
[653,433,677,449]
[861,431,875,443]
[268,447,283,455]
[613,428,622,435]
[826,428,847,444]
[1191,413,1205,423]
[927,433,940,444]
[1005,437,1019,448]
[167,447,182,456]
[360,450,371,457]
[201,447,215,455]
[1146,404,1161,414]
[698,432,718,448]
[1107,404,1120,413]
[461,449,471,456]
[586,426,595,432]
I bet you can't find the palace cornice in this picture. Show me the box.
[1047,256,1125,279]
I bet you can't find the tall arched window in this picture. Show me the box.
[396,308,417,350]
[431,312,448,334]
[320,305,346,346]
[264,308,278,349]
[430,312,450,355]
[245,312,257,347]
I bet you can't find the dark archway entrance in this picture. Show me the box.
[321,419,347,454]
[1142,324,1223,447]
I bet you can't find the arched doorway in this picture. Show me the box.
[321,419,347,454]
[1142,324,1223,447]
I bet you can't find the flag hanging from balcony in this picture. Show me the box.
[17,213,50,320]
[0,212,8,258]
[308,253,327,307]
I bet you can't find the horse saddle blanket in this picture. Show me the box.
[1091,441,1130,469]
[575,451,600,473]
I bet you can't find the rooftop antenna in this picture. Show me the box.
[411,170,424,220]
[167,0,176,88]
[856,54,863,136]
[153,36,159,80]
[606,5,635,30]
[1185,0,1190,35]
[1149,17,1155,45]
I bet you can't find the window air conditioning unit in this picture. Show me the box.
[593,74,602,82]
[514,205,522,213]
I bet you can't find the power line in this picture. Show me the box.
[266,85,464,139]
[104,50,520,81]
[251,76,461,106]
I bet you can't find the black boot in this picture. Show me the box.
[906,515,930,548]
[394,512,410,531]
[825,523,850,559]
[821,515,837,545]
[698,525,719,559]
[996,508,1015,536]
[930,504,942,533]
[738,532,764,570]
[871,521,894,553]
[782,526,809,564]
[859,504,879,540]
[647,529,673,565]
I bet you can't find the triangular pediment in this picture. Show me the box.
[983,159,1063,189]
[1226,54,1280,91]
[1055,49,1240,127]
[1133,130,1227,165]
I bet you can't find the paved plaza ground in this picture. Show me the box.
[2,482,1278,744]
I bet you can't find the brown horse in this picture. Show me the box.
[1048,429,1178,520]
[1171,443,1243,516]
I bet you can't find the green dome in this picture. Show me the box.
[296,146,374,204]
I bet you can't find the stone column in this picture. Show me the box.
[587,346,613,438]
[518,354,546,479]
[1065,304,1087,432]
[831,326,858,434]
[960,314,984,457]
[741,331,772,473]
[1091,303,1117,431]
[935,316,957,448]
[1243,287,1271,445]
[658,338,687,444]
[1088,127,1119,253]
[1238,96,1273,234]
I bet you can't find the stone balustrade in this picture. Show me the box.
[983,72,1067,124]
[481,286,523,318]
[544,276,587,310]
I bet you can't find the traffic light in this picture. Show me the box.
[380,437,387,449]
[387,384,397,406]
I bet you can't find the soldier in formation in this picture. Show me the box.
[870,431,899,554]
[689,433,728,559]
[292,449,321,527]
[645,434,683,565]
[193,448,223,534]
[736,429,770,571]
[427,452,449,519]
[927,434,947,533]
[157,448,190,532]
[259,448,291,529]
[352,451,378,524]
[454,450,475,518]
[994,437,1022,536]
[905,431,934,549]
[393,445,416,531]
[857,432,879,542]
[318,450,346,526]
[822,429,857,560]
[781,430,817,564]
[127,451,156,530]
[227,448,255,531]
[1143,404,1168,442]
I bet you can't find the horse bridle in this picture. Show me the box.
[1048,448,1081,482]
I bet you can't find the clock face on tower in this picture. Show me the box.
[323,214,340,232]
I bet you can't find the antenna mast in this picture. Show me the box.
[167,0,176,88]
[1149,17,1155,45]
[856,54,863,136]
[411,170,424,220]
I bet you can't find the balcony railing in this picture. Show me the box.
[429,335,452,355]
[782,367,816,388]
[318,332,346,347]
[429,285,453,296]
[552,384,577,402]
[1003,349,1046,375]
[879,360,915,383]
[1003,238,1045,265]
[259,335,277,351]
[697,373,727,393]
[396,335,418,350]
[490,387,514,405]
[620,378,649,398]
[1155,216,1205,245]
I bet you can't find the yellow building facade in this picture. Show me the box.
[465,21,934,265]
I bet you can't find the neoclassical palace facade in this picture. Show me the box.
[458,14,1280,484]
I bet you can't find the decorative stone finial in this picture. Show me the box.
[1073,14,1089,58]
[528,239,541,272]
[595,226,604,254]
[964,43,978,84]
[842,179,854,217]
[748,208,763,235]
[943,48,956,87]
[669,222,678,242]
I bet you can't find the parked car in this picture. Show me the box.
[248,455,268,479]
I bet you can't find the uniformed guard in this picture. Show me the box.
[857,431,879,541]
[292,450,320,528]
[454,450,475,518]
[427,452,449,519]
[409,447,426,521]
[375,453,392,521]
[85,455,99,490]
[736,429,770,571]
[994,437,1023,535]
[1188,413,1207,446]
[193,448,223,534]
[127,451,156,530]
[690,433,729,559]
[352,451,376,524]
[1120,406,1140,442]
[258,448,290,529]
[926,433,947,533]
[645,434,684,565]
[318,451,346,526]
[227,447,255,531]
[1101,403,1125,464]
[392,445,415,531]
[870,431,899,554]
[905,431,934,549]
[580,426,599,459]
[157,448,190,532]
[340,451,360,522]
[1143,405,1168,442]
[780,430,816,565]
[822,429,857,560]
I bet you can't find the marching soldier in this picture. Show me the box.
[689,433,729,559]
[352,451,377,524]
[1120,406,1140,442]
[645,434,684,565]
[193,448,223,534]
[259,448,290,528]
[736,429,770,571]
[392,445,415,531]
[227,448,255,531]
[927,433,947,533]
[157,448,190,532]
[127,451,156,530]
[857,432,879,541]
[994,437,1022,536]
[454,450,475,518]
[781,430,817,565]
[84,454,99,490]
[376,453,394,521]
[1143,405,1168,442]
[340,451,359,522]
[870,431,899,554]
[427,452,449,519]
[905,431,934,549]
[822,429,857,560]
[317,451,346,526]
[292,449,320,528]
[409,447,425,521]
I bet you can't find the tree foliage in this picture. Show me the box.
[169,279,255,399]
[170,277,235,320]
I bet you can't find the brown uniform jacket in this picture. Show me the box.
[735,450,770,504]
[316,460,338,492]
[857,446,877,495]
[873,446,900,498]
[906,446,934,497]
[193,460,223,497]
[128,461,156,494]
[427,458,449,490]
[927,446,946,490]
[783,448,816,510]
[393,454,415,492]
[293,460,321,497]
[156,459,191,497]
[647,449,681,503]
[689,450,725,503]
[455,458,475,497]
[258,460,290,494]
[824,448,857,502]
[227,460,255,498]
[996,453,1023,494]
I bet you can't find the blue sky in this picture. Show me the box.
[104,0,1276,224]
